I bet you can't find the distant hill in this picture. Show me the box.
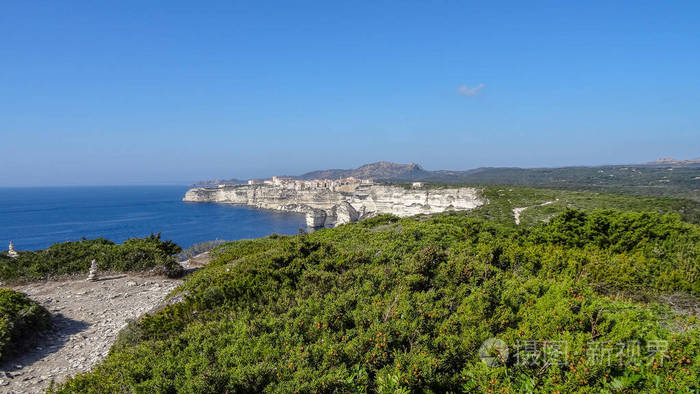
[644,158,700,166]
[294,161,428,180]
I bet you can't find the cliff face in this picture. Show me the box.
[183,184,485,227]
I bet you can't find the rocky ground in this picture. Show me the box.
[0,275,182,393]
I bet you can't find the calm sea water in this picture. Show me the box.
[0,186,306,251]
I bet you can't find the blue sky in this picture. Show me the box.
[2,1,699,186]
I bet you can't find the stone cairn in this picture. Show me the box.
[86,259,99,281]
[7,242,18,258]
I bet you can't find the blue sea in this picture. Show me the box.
[0,186,306,251]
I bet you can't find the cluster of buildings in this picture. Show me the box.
[247,176,374,192]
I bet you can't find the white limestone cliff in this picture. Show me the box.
[183,184,485,227]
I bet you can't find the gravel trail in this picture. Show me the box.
[0,275,181,393]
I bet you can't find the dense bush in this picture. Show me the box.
[0,233,183,283]
[0,288,51,361]
[54,210,699,392]
[529,209,699,296]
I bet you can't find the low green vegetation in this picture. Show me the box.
[54,209,699,392]
[0,233,183,283]
[465,186,700,226]
[0,288,51,361]
[408,164,700,201]
[387,185,699,225]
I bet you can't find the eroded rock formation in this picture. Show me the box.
[335,201,359,225]
[305,208,327,228]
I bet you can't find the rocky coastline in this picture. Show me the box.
[183,184,485,227]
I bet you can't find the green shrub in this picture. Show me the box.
[53,210,700,392]
[0,233,183,283]
[0,288,51,361]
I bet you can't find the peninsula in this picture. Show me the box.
[183,176,485,227]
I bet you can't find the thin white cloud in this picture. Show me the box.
[457,83,485,96]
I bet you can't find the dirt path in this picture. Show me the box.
[512,199,558,225]
[0,275,181,393]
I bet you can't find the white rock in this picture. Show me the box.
[305,209,327,228]
[334,201,359,225]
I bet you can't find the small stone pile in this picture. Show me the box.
[86,259,98,282]
[7,241,19,258]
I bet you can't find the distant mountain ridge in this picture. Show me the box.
[294,161,428,180]
[293,159,700,182]
[645,158,700,166]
